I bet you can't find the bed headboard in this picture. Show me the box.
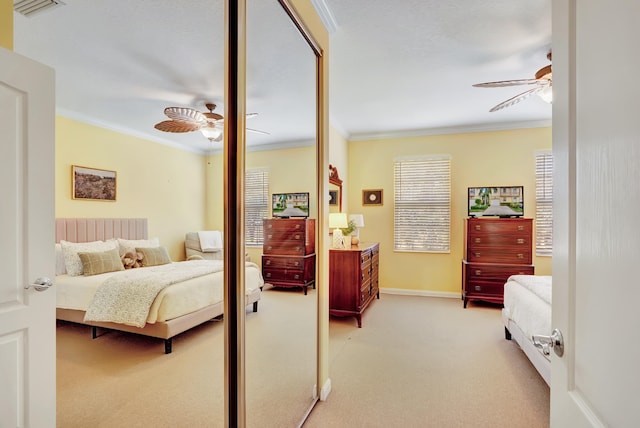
[55,218,148,243]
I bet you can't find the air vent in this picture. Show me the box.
[14,0,65,17]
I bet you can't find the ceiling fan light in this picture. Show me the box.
[200,126,222,141]
[538,85,553,104]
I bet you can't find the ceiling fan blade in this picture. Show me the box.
[473,78,540,88]
[154,120,202,133]
[164,107,207,124]
[247,127,270,135]
[489,86,544,112]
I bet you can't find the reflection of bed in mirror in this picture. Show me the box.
[502,275,551,385]
[54,218,262,354]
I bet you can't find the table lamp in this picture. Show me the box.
[329,213,348,249]
[348,214,365,245]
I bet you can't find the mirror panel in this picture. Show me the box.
[246,1,318,425]
[329,164,342,213]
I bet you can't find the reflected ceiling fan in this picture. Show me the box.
[154,102,269,142]
[473,52,552,112]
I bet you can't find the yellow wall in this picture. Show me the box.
[0,0,12,50]
[346,127,552,295]
[206,144,317,263]
[55,116,207,260]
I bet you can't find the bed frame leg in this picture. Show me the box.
[253,301,258,312]
[164,338,173,354]
[504,327,512,340]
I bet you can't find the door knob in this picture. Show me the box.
[532,328,564,357]
[25,277,53,292]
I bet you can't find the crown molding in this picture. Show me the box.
[309,0,338,33]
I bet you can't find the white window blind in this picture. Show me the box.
[394,155,451,252]
[245,168,269,246]
[535,150,553,255]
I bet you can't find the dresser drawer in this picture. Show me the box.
[466,248,532,264]
[468,219,532,235]
[263,268,307,282]
[264,229,307,242]
[465,263,534,283]
[263,218,307,232]
[465,281,503,297]
[262,255,306,269]
[467,234,531,248]
[263,242,307,256]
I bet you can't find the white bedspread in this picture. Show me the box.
[84,260,222,327]
[56,260,264,325]
[503,275,552,358]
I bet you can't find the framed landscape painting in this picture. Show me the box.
[72,165,117,201]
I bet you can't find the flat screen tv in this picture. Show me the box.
[272,192,310,218]
[468,186,524,218]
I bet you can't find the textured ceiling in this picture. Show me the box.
[13,0,552,153]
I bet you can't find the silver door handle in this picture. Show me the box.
[25,277,53,292]
[532,328,564,357]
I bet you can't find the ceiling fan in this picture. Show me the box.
[154,103,269,142]
[473,52,552,112]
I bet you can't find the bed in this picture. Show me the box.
[502,274,552,386]
[54,218,263,353]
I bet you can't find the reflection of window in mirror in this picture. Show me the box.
[329,164,342,213]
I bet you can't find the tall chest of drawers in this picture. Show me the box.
[462,218,534,308]
[262,218,316,294]
[329,242,380,327]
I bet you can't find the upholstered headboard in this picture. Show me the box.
[55,218,148,243]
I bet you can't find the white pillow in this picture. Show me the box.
[117,237,159,255]
[60,239,118,276]
[55,243,67,275]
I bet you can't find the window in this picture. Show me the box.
[245,168,269,246]
[394,155,451,252]
[535,150,553,255]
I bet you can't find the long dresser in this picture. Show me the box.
[462,218,534,308]
[262,218,316,294]
[329,242,380,327]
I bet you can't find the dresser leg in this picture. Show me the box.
[356,315,362,328]
[463,297,468,308]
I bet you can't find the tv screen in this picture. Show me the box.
[272,192,310,218]
[468,186,524,218]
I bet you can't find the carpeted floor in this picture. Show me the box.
[304,294,550,427]
[56,291,549,427]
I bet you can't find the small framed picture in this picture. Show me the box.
[72,165,117,201]
[362,189,383,206]
[329,190,338,206]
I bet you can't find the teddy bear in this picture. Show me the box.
[121,250,144,269]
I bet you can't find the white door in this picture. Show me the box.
[0,47,56,427]
[551,1,640,426]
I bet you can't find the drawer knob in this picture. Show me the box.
[474,285,482,291]
[518,225,524,231]
[517,238,525,244]
[474,225,481,230]
[295,224,301,229]
[265,273,272,278]
[294,274,300,279]
[474,252,481,258]
[265,260,271,265]
[294,261,300,266]
[474,238,481,243]
[475,270,482,275]
[517,254,524,259]
[294,234,301,240]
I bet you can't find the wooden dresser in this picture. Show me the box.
[329,242,380,327]
[262,218,316,294]
[462,218,534,308]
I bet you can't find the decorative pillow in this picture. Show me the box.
[136,246,171,267]
[55,243,67,275]
[78,248,125,276]
[60,239,119,276]
[117,237,160,256]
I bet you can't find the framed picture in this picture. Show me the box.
[363,189,383,206]
[329,190,338,206]
[72,165,117,201]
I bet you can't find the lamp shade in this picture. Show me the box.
[329,213,348,229]
[348,214,365,228]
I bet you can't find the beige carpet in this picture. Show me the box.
[57,292,549,427]
[304,294,550,427]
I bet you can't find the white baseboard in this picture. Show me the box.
[319,378,332,401]
[380,287,460,299]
